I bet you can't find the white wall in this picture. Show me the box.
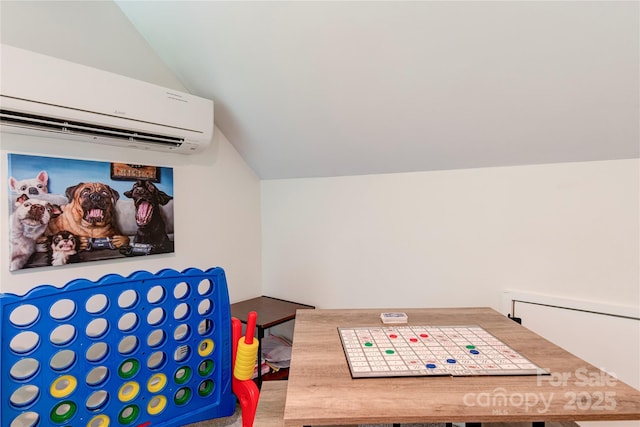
[0,1,262,302]
[262,159,639,310]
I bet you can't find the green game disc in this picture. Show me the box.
[50,401,77,423]
[118,404,140,425]
[174,366,192,384]
[198,379,215,397]
[198,359,214,377]
[118,358,140,379]
[174,387,192,406]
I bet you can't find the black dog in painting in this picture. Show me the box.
[124,180,173,253]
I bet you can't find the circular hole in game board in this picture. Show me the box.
[147,285,166,304]
[198,379,215,397]
[118,358,141,379]
[147,307,166,326]
[10,331,40,354]
[174,344,191,363]
[50,349,76,371]
[118,336,139,355]
[118,312,139,332]
[86,318,109,339]
[147,351,167,370]
[10,411,39,427]
[10,358,40,381]
[197,319,213,336]
[198,299,213,316]
[49,299,76,321]
[49,324,77,346]
[86,342,109,363]
[173,324,191,342]
[174,366,192,384]
[9,304,40,327]
[118,404,140,425]
[173,281,190,300]
[198,359,215,377]
[174,387,192,406]
[86,366,109,386]
[10,384,40,408]
[50,400,77,424]
[173,303,190,321]
[86,293,108,314]
[197,279,213,296]
[147,329,166,348]
[86,390,109,411]
[118,289,139,309]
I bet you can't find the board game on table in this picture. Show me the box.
[339,325,548,378]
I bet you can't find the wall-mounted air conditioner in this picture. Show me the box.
[0,44,213,154]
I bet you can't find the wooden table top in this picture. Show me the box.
[283,307,640,427]
[230,296,314,328]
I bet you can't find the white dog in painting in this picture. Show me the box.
[10,194,61,271]
[9,170,49,196]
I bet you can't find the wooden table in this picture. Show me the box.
[283,307,640,427]
[230,296,314,386]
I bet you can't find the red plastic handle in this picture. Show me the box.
[244,311,257,344]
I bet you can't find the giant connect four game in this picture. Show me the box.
[0,267,237,427]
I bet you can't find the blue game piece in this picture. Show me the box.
[470,349,480,355]
[446,358,456,364]
[426,363,437,369]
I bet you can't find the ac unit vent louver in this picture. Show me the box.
[0,109,184,148]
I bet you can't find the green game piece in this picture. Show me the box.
[50,401,76,423]
[364,342,373,347]
[385,349,394,354]
[118,405,140,425]
[466,345,476,349]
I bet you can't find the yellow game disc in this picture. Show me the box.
[86,414,110,427]
[197,338,214,357]
[50,375,77,398]
[147,373,167,393]
[147,395,167,415]
[118,381,140,402]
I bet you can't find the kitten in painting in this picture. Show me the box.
[10,194,61,270]
[49,230,80,266]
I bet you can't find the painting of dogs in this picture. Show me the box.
[7,154,174,271]
[124,179,173,252]
[10,194,61,271]
[46,182,130,250]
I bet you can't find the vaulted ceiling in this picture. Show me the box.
[118,1,638,179]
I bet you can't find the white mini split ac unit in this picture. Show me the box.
[0,44,213,154]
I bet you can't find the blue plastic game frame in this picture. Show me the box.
[0,267,236,427]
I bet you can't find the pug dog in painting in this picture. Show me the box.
[46,182,129,250]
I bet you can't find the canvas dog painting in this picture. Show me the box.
[7,154,174,272]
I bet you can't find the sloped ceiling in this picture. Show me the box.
[117,1,638,179]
